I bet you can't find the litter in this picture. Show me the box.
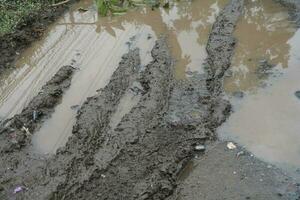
[13,186,27,194]
[227,142,237,150]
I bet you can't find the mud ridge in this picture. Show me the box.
[0,65,75,199]
[0,65,75,152]
[47,0,245,196]
[0,0,77,74]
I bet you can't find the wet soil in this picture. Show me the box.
[0,0,300,199]
[0,0,77,74]
[169,142,300,200]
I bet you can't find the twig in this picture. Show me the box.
[51,0,71,7]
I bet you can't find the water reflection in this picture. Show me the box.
[22,0,227,153]
[220,0,300,180]
[224,0,296,93]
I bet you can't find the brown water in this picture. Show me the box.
[0,0,227,154]
[220,0,300,179]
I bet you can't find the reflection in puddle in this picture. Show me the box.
[0,0,227,154]
[224,0,296,93]
[220,0,300,180]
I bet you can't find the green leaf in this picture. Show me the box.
[96,0,109,16]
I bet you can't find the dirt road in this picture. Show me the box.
[0,0,300,199]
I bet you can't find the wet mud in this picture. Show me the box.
[0,0,300,199]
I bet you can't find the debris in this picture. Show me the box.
[51,0,70,7]
[227,142,237,150]
[13,186,26,194]
[21,126,31,136]
[194,145,206,151]
[78,7,88,12]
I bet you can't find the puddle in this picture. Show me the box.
[220,0,300,180]
[109,83,142,130]
[0,0,228,154]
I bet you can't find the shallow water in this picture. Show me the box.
[0,0,227,154]
[220,0,300,180]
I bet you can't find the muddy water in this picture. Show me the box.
[220,0,300,179]
[0,0,227,154]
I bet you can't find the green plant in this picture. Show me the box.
[0,0,43,36]
[95,0,168,16]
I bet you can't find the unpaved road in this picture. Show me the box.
[0,0,300,199]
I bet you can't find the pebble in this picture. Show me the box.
[195,145,206,151]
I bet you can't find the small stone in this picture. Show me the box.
[295,91,300,99]
[194,145,205,151]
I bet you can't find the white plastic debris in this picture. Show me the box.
[195,145,206,151]
[13,186,25,194]
[227,142,237,150]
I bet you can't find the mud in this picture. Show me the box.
[169,142,300,200]
[0,65,75,152]
[0,0,77,74]
[0,0,228,154]
[0,0,300,199]
[0,0,242,198]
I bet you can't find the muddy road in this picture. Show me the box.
[0,0,300,199]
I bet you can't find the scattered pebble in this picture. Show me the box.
[227,142,237,150]
[194,145,205,151]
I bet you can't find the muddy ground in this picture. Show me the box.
[0,0,300,199]
[0,0,77,74]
